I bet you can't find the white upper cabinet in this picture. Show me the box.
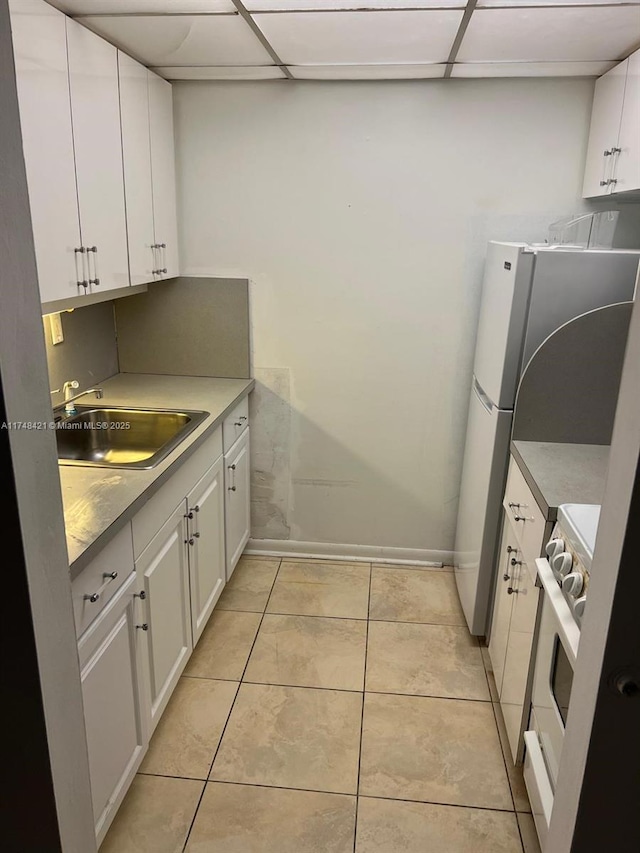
[118,52,156,286]
[148,71,180,279]
[10,0,181,307]
[9,0,82,302]
[66,19,129,293]
[583,49,640,198]
[615,50,640,195]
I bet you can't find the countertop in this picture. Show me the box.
[60,373,254,578]
[511,440,610,522]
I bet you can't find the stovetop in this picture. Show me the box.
[557,504,601,573]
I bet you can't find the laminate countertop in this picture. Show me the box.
[511,440,610,522]
[59,373,254,579]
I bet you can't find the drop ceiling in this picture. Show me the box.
[47,1,640,81]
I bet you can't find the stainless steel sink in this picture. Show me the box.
[56,406,209,469]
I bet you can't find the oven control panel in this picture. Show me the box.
[545,529,589,625]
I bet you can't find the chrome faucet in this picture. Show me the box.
[51,381,104,416]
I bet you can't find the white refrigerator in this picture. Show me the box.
[454,242,638,636]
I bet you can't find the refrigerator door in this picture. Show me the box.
[522,249,639,370]
[454,378,513,635]
[473,243,534,410]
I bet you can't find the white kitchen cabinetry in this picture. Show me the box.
[78,572,146,846]
[135,502,192,733]
[118,52,155,287]
[615,50,640,194]
[148,71,179,279]
[9,0,180,307]
[488,515,519,699]
[9,0,82,303]
[66,19,129,293]
[488,455,550,764]
[583,49,640,197]
[225,428,251,580]
[187,456,226,643]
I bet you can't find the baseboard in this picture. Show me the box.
[245,538,453,567]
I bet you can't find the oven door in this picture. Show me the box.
[523,557,581,847]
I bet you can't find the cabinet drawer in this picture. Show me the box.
[503,457,548,569]
[132,425,222,558]
[72,524,134,638]
[223,397,249,452]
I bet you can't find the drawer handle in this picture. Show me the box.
[136,623,149,631]
[234,421,243,427]
[509,504,534,522]
[84,571,118,603]
[507,587,518,595]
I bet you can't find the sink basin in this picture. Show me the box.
[56,406,209,469]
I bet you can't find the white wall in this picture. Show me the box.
[174,78,595,560]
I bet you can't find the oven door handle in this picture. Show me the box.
[536,558,581,667]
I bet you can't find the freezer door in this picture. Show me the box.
[522,250,639,370]
[454,379,513,635]
[473,243,534,410]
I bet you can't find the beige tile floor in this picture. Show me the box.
[101,556,541,853]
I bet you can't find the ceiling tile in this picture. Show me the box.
[76,15,272,65]
[152,65,286,79]
[247,1,464,9]
[452,60,618,77]
[49,1,236,13]
[291,63,446,79]
[253,10,464,64]
[477,1,638,6]
[458,7,640,62]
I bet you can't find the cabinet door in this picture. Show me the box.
[66,18,129,293]
[582,60,627,198]
[78,572,146,845]
[118,52,156,286]
[9,0,82,302]
[136,502,192,732]
[187,455,226,644]
[148,70,179,279]
[614,49,640,193]
[500,557,540,765]
[488,513,518,699]
[225,427,251,580]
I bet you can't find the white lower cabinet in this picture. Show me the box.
[135,501,192,733]
[187,456,226,644]
[488,514,520,698]
[78,572,146,846]
[224,427,251,580]
[72,410,251,842]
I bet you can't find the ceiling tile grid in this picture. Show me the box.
[48,1,640,81]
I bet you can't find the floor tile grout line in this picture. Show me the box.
[140,770,519,814]
[217,606,468,628]
[353,564,373,852]
[180,671,496,702]
[478,641,525,840]
[180,557,283,852]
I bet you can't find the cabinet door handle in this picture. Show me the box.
[87,245,100,286]
[74,246,88,289]
[228,485,237,492]
[136,623,149,631]
[194,531,200,538]
[84,571,118,603]
[186,537,195,546]
[507,587,518,595]
[134,590,146,600]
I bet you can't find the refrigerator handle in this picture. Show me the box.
[473,377,494,414]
